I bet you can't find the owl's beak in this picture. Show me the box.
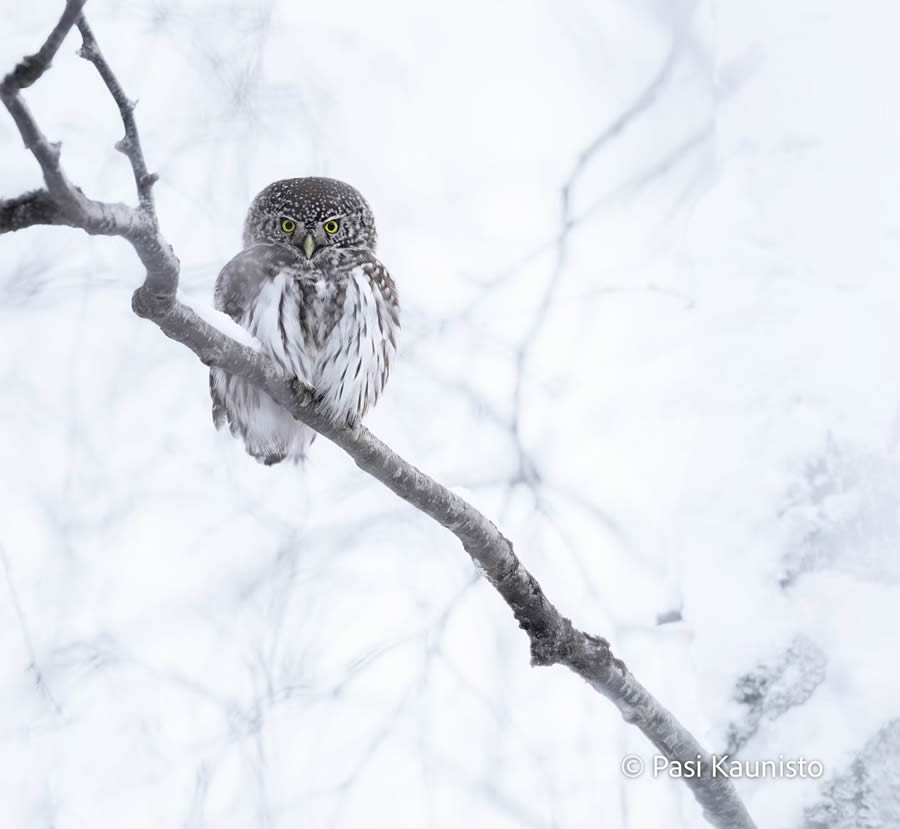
[300,233,316,259]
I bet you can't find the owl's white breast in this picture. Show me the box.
[317,266,395,422]
[245,269,313,384]
[246,266,397,425]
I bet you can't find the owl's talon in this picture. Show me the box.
[290,378,316,406]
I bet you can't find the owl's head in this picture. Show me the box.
[243,177,377,258]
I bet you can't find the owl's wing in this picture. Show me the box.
[213,243,299,321]
[209,244,302,428]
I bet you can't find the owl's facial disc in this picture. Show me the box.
[244,178,377,250]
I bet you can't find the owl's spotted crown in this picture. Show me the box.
[243,176,377,251]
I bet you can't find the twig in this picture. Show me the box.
[0,7,757,828]
[566,38,681,195]
[508,36,683,490]
[0,541,63,714]
[0,0,87,92]
[75,17,159,215]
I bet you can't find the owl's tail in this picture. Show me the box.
[209,369,228,430]
[209,367,315,465]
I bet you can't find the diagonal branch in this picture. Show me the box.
[0,6,757,829]
[0,0,87,92]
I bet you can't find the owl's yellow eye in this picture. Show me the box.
[324,220,340,235]
[281,219,296,233]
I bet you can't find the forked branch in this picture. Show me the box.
[0,5,757,828]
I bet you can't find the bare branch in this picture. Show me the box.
[0,541,63,715]
[566,37,681,194]
[0,10,757,829]
[75,16,159,216]
[0,189,73,232]
[1,33,140,238]
[503,37,685,494]
[0,0,87,93]
[0,3,178,299]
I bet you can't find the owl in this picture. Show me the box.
[210,177,399,464]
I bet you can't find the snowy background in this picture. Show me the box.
[2,1,899,827]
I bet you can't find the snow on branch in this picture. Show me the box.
[0,5,757,828]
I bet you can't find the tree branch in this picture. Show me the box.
[0,189,73,231]
[0,6,757,828]
[0,0,87,92]
[75,16,159,216]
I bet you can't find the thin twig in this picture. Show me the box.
[567,38,681,193]
[508,35,683,489]
[0,0,87,93]
[0,8,756,828]
[76,16,159,216]
[0,542,63,715]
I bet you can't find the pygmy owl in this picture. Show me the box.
[210,177,400,464]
